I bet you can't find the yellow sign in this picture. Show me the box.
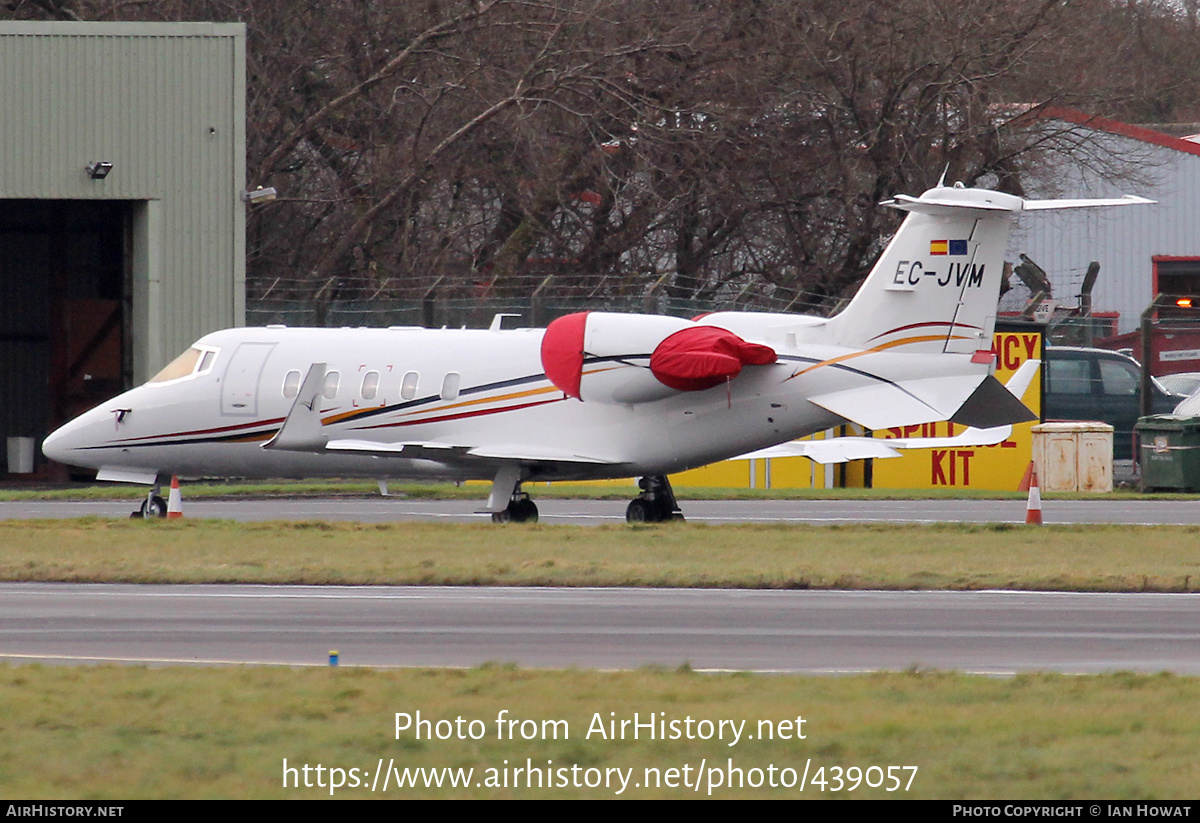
[870,332,1043,490]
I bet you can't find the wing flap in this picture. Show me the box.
[325,439,466,457]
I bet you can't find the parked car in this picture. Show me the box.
[1157,371,1200,399]
[1042,346,1179,459]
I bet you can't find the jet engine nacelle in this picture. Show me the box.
[541,311,777,405]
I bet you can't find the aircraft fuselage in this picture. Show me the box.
[43,322,885,483]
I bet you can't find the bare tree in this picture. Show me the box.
[7,0,1199,321]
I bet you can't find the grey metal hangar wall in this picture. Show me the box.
[0,21,246,476]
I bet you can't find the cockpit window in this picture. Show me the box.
[148,346,219,384]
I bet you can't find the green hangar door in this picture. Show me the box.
[0,200,132,478]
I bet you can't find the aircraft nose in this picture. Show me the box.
[41,426,65,463]
[42,406,111,467]
[42,417,84,465]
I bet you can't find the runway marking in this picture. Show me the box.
[5,626,1197,640]
[0,653,1153,677]
[4,584,1199,600]
[0,651,327,666]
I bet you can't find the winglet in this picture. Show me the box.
[263,362,328,452]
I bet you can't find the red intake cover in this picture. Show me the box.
[650,326,776,391]
[540,311,589,398]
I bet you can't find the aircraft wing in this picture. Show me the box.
[734,360,1040,464]
[262,361,327,451]
[736,439,903,464]
[326,439,622,466]
[807,374,989,430]
[464,445,621,464]
[732,425,1013,465]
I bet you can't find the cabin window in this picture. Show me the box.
[282,370,301,399]
[322,370,341,399]
[1099,360,1138,397]
[361,371,380,400]
[400,371,419,400]
[440,372,461,401]
[1046,359,1091,395]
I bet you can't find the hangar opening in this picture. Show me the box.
[0,21,248,479]
[0,199,132,477]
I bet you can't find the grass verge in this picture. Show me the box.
[2,664,1197,799]
[5,519,1200,591]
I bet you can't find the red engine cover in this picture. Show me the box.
[650,326,776,391]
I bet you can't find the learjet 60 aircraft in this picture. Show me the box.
[42,183,1150,522]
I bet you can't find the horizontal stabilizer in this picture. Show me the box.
[884,193,1012,214]
[885,192,1154,215]
[1022,195,1155,210]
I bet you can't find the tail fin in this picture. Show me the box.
[825,184,1152,355]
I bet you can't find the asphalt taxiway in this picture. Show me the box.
[3,584,1198,675]
[7,495,1200,675]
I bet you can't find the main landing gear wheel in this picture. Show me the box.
[625,498,660,522]
[492,493,539,524]
[625,475,684,523]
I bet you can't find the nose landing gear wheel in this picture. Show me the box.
[134,494,167,519]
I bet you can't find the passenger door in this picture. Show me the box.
[221,342,276,417]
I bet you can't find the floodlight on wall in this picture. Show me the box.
[241,186,277,204]
[86,161,113,180]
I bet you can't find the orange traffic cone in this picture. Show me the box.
[167,475,183,519]
[1017,461,1035,492]
[1024,465,1042,525]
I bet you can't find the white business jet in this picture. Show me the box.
[42,183,1150,522]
